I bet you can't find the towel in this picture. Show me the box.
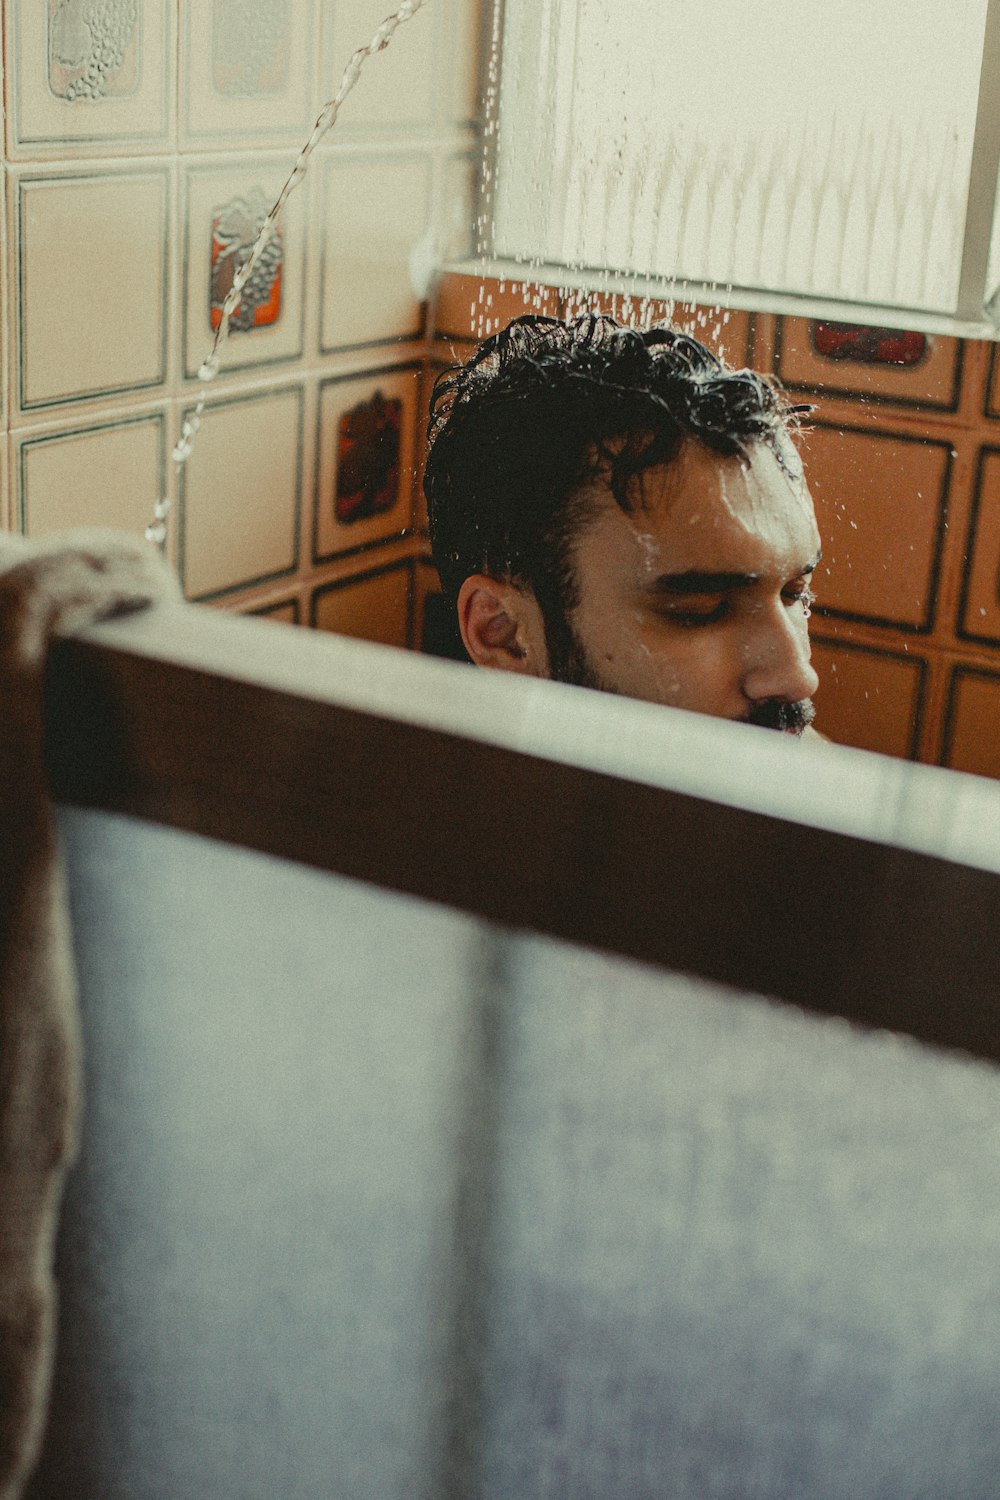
[0,530,180,1500]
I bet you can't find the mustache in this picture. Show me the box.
[744,698,816,733]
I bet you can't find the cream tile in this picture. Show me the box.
[1,166,8,432]
[324,0,435,131]
[311,558,412,647]
[440,151,477,264]
[183,161,307,380]
[319,151,432,352]
[180,385,302,601]
[0,437,10,530]
[15,408,172,555]
[439,0,485,127]
[314,366,419,562]
[15,169,169,415]
[181,0,318,146]
[7,0,173,154]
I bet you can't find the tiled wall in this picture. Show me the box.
[429,274,1000,782]
[1,0,482,641]
[7,6,997,784]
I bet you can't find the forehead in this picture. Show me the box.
[579,439,819,577]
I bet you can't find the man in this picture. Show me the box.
[423,313,822,736]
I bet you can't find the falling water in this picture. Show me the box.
[146,0,433,547]
[481,0,985,360]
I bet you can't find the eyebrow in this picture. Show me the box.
[647,553,822,596]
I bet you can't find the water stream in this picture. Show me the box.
[146,0,433,547]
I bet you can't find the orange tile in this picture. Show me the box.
[802,422,951,633]
[959,447,1000,645]
[941,667,1000,780]
[810,636,925,760]
[432,271,562,342]
[311,560,412,647]
[985,345,1000,423]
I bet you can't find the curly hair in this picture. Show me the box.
[423,313,808,673]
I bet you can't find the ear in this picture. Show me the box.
[457,574,549,676]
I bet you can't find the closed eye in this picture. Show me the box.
[659,599,728,627]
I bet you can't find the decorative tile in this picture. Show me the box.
[775,316,962,412]
[181,0,317,145]
[49,0,141,100]
[7,0,172,152]
[958,446,1000,645]
[311,559,412,647]
[179,385,302,601]
[15,169,169,414]
[810,322,927,367]
[809,636,926,760]
[942,667,1000,780]
[184,163,306,378]
[324,0,435,131]
[314,367,419,561]
[15,409,169,548]
[801,422,951,633]
[319,151,432,352]
[210,188,284,333]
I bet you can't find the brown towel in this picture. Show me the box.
[0,531,180,1500]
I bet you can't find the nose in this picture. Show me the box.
[740,602,820,707]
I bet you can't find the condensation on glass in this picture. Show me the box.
[493,0,991,315]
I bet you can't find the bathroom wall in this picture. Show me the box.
[6,5,996,783]
[431,274,1000,782]
[1,0,481,642]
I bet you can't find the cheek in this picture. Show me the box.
[629,619,734,703]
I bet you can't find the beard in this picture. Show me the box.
[543,612,609,692]
[547,616,816,736]
[743,697,816,734]
[544,599,817,735]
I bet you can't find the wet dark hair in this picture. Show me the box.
[423,313,807,673]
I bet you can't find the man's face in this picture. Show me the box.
[555,439,822,733]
